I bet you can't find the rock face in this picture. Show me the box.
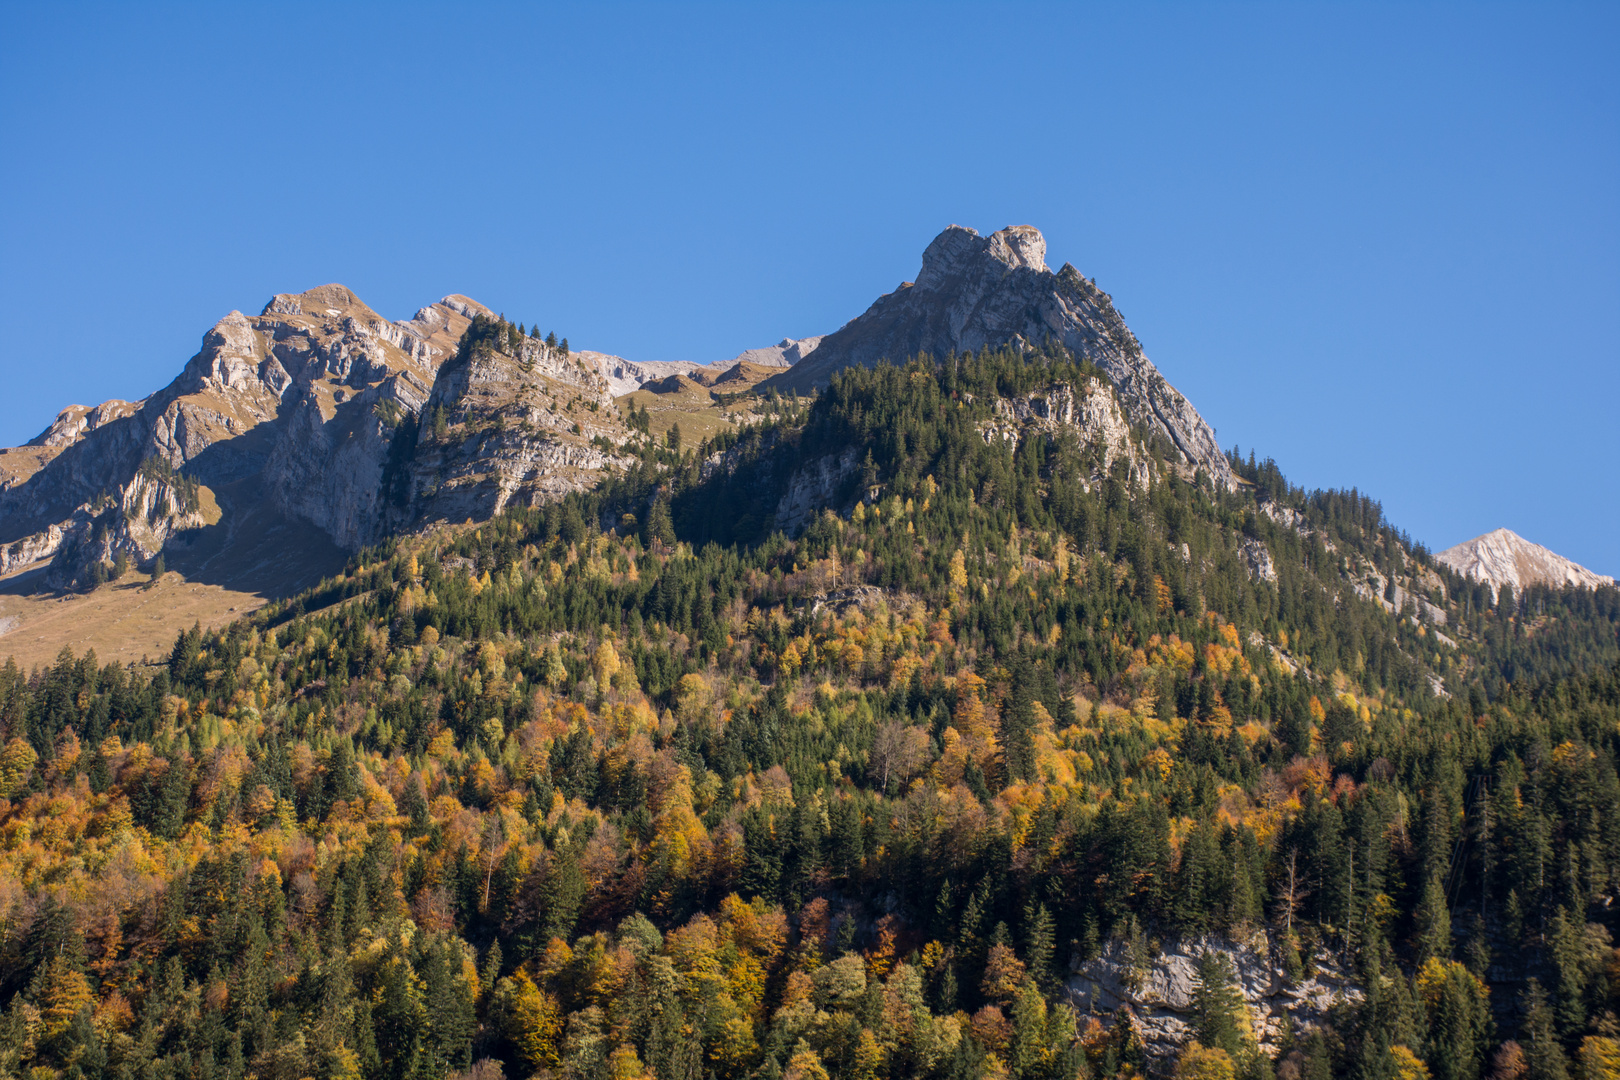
[1437,528,1615,598]
[27,400,138,451]
[1240,538,1278,583]
[728,336,824,369]
[773,449,859,536]
[978,379,1151,489]
[0,284,478,588]
[585,353,703,398]
[402,333,634,527]
[1066,934,1363,1066]
[586,336,823,398]
[0,285,654,591]
[763,224,1233,486]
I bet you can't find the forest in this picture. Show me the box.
[0,345,1617,1080]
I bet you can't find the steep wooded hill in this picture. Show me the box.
[1,344,1616,1080]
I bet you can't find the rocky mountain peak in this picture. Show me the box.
[261,283,375,319]
[764,223,1234,486]
[0,283,500,587]
[25,399,136,450]
[1437,528,1615,598]
[915,224,1048,291]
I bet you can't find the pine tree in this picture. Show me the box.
[1193,950,1253,1061]
[1415,873,1453,965]
[1024,902,1055,988]
[1521,980,1569,1080]
[1548,907,1589,1037]
[1425,962,1490,1080]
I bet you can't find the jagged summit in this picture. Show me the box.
[261,283,374,318]
[729,335,824,368]
[916,223,1048,288]
[1437,528,1615,598]
[0,286,496,586]
[25,400,136,450]
[763,224,1233,485]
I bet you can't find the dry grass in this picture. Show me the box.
[0,570,265,672]
[617,363,781,447]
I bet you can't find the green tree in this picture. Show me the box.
[1194,951,1254,1063]
[1521,981,1569,1080]
[1415,874,1452,966]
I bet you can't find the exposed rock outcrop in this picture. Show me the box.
[1066,934,1363,1066]
[586,336,822,398]
[1241,538,1277,583]
[27,400,137,451]
[728,336,824,368]
[763,224,1233,486]
[774,449,859,536]
[0,285,508,588]
[978,379,1151,489]
[38,469,215,586]
[403,334,634,526]
[585,353,703,397]
[1437,527,1615,598]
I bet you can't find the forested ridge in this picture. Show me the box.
[1,346,1617,1080]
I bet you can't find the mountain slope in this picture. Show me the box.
[2,343,1617,1080]
[0,285,480,586]
[1437,526,1614,597]
[763,224,1234,485]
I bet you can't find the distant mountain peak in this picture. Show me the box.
[1436,528,1615,597]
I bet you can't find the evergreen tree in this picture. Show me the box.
[1521,981,1569,1080]
[1415,874,1453,966]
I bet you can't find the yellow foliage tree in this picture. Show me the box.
[1175,1041,1237,1080]
[783,1039,830,1080]
[1390,1046,1432,1080]
[38,955,94,1037]
[608,1042,655,1080]
[500,970,562,1072]
[592,641,622,689]
[1579,1036,1620,1080]
[0,738,38,798]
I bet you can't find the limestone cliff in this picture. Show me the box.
[763,225,1233,486]
[400,330,636,527]
[978,378,1152,490]
[0,284,480,588]
[727,335,823,368]
[1067,934,1363,1066]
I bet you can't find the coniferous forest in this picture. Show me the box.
[2,346,1618,1080]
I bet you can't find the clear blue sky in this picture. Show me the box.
[2,3,1615,574]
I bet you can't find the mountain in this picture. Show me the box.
[2,242,1620,1080]
[1437,527,1615,597]
[728,334,824,368]
[589,336,824,397]
[0,284,482,591]
[0,287,683,593]
[0,225,1229,600]
[762,224,1233,485]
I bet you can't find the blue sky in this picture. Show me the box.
[2,2,1615,574]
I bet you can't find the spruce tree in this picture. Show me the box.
[1415,873,1453,965]
[1521,980,1569,1080]
[1193,950,1252,1061]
